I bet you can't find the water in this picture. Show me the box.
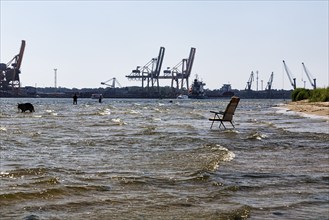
[1,98,328,220]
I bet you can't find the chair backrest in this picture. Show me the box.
[222,96,240,121]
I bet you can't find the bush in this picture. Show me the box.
[309,87,329,102]
[291,88,310,101]
[292,87,329,102]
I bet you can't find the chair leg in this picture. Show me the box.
[219,121,226,129]
[210,114,218,129]
[210,120,215,129]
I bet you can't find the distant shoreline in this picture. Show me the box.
[284,100,329,117]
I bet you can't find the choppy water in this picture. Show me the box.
[1,98,328,220]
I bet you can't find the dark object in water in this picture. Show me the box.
[18,103,35,112]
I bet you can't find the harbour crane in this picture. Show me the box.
[282,60,296,90]
[101,77,122,88]
[301,62,316,89]
[126,47,165,93]
[245,71,254,91]
[171,47,196,91]
[0,40,26,91]
[265,72,274,91]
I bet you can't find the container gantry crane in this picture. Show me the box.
[301,62,316,89]
[126,47,165,93]
[282,60,296,90]
[170,47,196,91]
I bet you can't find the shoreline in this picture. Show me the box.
[283,100,329,117]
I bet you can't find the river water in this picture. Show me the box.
[0,98,328,220]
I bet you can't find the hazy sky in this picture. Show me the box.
[1,0,328,90]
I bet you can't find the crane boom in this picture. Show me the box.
[101,77,122,88]
[282,60,296,89]
[16,40,26,70]
[6,40,26,69]
[185,47,196,78]
[154,47,165,77]
[301,62,316,89]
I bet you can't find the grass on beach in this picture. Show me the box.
[292,87,329,102]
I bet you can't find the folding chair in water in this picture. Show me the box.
[209,96,240,129]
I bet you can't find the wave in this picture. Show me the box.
[0,183,112,206]
[211,145,235,161]
[219,205,251,219]
[247,131,268,140]
[0,168,49,178]
[111,118,125,125]
[110,172,212,187]
[97,108,111,116]
[0,188,64,203]
[140,125,157,135]
[200,144,236,172]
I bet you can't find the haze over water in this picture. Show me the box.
[1,98,328,219]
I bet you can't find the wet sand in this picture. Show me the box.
[285,100,329,117]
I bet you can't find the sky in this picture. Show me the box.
[1,0,328,90]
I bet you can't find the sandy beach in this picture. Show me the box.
[284,100,329,117]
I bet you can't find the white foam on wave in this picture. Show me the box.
[222,151,236,162]
[223,129,240,134]
[248,132,267,140]
[0,126,7,132]
[205,145,236,171]
[111,118,125,125]
[129,110,141,115]
[99,109,111,116]
[111,118,121,123]
[44,109,58,116]
[213,145,236,162]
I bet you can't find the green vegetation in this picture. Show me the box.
[292,87,329,102]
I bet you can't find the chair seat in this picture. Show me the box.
[208,118,226,121]
[209,111,224,114]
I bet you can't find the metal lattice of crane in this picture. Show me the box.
[101,77,122,88]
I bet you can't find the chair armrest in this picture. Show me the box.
[210,111,224,114]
